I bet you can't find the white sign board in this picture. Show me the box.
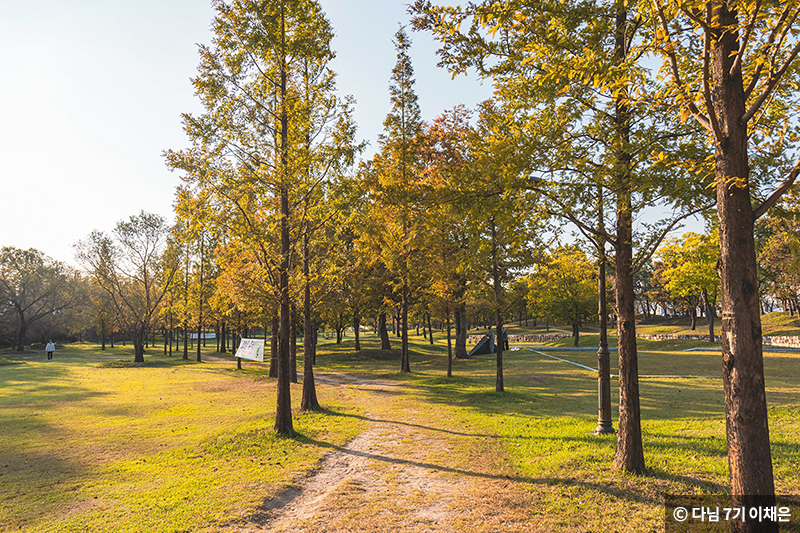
[235,338,265,362]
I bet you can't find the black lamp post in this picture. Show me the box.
[594,185,615,435]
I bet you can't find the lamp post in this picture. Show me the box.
[594,185,615,435]
[526,175,615,434]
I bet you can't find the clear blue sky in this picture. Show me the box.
[0,1,493,266]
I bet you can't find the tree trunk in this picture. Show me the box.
[446,308,453,378]
[274,6,293,437]
[396,309,401,337]
[490,218,504,392]
[711,4,776,524]
[427,312,434,345]
[15,313,27,352]
[610,2,645,475]
[572,323,580,347]
[704,288,716,342]
[311,322,318,365]
[196,319,202,363]
[133,326,146,363]
[690,303,697,331]
[290,303,298,383]
[454,302,468,359]
[270,314,279,378]
[401,281,411,372]
[353,307,361,351]
[182,323,188,360]
[378,312,391,350]
[301,228,320,411]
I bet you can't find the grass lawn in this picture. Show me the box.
[2,331,800,531]
[0,344,365,532]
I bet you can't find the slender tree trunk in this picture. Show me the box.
[15,314,28,352]
[611,0,645,475]
[221,321,227,353]
[396,309,402,337]
[401,281,410,372]
[710,4,775,524]
[353,307,361,351]
[182,323,188,360]
[311,322,318,365]
[572,323,580,347]
[690,303,697,331]
[704,288,716,341]
[270,314,279,378]
[454,302,468,359]
[427,313,434,345]
[378,312,391,350]
[196,320,202,363]
[274,5,293,436]
[446,307,453,378]
[490,218,504,392]
[290,303,298,383]
[301,229,319,411]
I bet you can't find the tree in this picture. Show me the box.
[368,26,425,373]
[167,0,357,433]
[657,231,720,339]
[529,247,598,347]
[76,212,179,363]
[650,0,800,510]
[0,247,80,352]
[412,0,711,474]
[458,102,541,392]
[418,106,474,361]
[761,189,800,315]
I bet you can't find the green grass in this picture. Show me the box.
[320,334,800,530]
[0,344,364,532]
[2,333,800,531]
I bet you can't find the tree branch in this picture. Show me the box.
[753,157,800,219]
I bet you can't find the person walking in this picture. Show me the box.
[45,340,55,361]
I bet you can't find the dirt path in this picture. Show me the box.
[237,374,536,533]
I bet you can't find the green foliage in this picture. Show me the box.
[0,247,81,349]
[528,246,598,329]
[657,230,720,307]
[75,212,179,362]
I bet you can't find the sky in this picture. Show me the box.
[0,1,494,267]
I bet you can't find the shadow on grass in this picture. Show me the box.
[289,430,674,507]
[313,407,495,438]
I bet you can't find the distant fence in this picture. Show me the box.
[763,336,800,349]
[468,333,571,344]
[637,333,800,349]
[637,334,721,342]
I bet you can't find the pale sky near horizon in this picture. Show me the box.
[0,1,493,267]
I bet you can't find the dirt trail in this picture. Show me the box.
[238,374,535,533]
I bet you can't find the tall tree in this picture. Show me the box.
[412,0,711,473]
[75,212,179,363]
[0,247,80,352]
[369,26,425,373]
[650,0,800,514]
[167,0,356,433]
[657,231,720,339]
[528,246,599,347]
